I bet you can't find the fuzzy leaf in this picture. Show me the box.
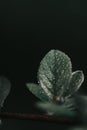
[63,71,84,97]
[26,83,49,101]
[0,77,11,107]
[74,95,87,121]
[38,50,72,98]
[0,120,1,124]
[37,102,76,117]
[0,77,11,125]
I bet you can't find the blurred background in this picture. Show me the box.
[0,0,87,129]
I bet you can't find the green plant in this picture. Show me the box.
[0,49,86,129]
[26,50,84,116]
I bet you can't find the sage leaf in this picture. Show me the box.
[0,120,1,124]
[0,77,11,125]
[74,95,87,123]
[37,102,76,117]
[64,71,84,97]
[38,50,72,98]
[26,83,49,101]
[0,76,11,107]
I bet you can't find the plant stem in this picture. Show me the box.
[0,112,78,124]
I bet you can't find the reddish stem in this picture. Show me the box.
[0,112,78,124]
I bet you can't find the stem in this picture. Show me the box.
[0,112,78,124]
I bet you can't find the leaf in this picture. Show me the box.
[37,102,76,117]
[0,76,11,108]
[74,95,87,118]
[0,77,11,125]
[38,50,72,99]
[26,83,49,101]
[0,120,1,125]
[63,71,84,97]
[64,97,75,110]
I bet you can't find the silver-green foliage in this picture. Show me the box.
[26,50,84,115]
[0,77,11,123]
[0,77,11,107]
[37,101,76,116]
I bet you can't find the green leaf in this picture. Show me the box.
[74,95,87,123]
[37,102,76,117]
[26,83,49,101]
[63,71,84,97]
[38,50,72,99]
[0,77,11,125]
[0,120,1,125]
[0,76,11,107]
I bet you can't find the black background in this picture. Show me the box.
[0,0,87,129]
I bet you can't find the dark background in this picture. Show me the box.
[0,0,87,129]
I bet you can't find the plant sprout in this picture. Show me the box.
[26,50,84,116]
[0,49,86,128]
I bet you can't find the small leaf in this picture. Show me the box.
[74,95,87,123]
[38,50,72,98]
[37,102,76,117]
[0,120,1,125]
[0,76,11,107]
[64,97,75,111]
[26,83,49,101]
[64,71,84,97]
